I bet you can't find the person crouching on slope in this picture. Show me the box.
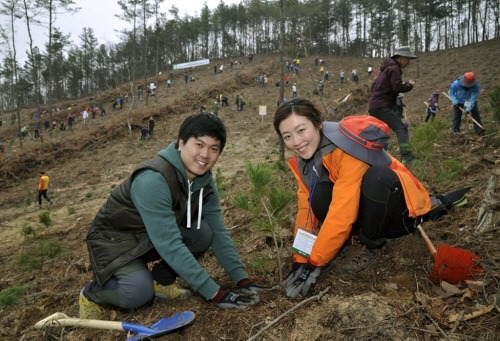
[80,113,265,319]
[274,99,462,298]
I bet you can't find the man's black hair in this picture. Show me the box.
[177,113,227,152]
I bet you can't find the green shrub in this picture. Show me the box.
[0,286,27,308]
[21,224,36,238]
[38,239,66,259]
[67,207,76,215]
[16,253,42,270]
[248,255,274,272]
[230,161,294,282]
[246,162,273,195]
[16,239,66,271]
[410,119,448,161]
[39,211,52,228]
[435,159,463,183]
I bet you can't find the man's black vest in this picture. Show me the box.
[86,156,213,285]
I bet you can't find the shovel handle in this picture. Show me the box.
[416,224,437,257]
[35,314,123,331]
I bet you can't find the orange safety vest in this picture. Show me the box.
[288,148,431,266]
[38,175,49,191]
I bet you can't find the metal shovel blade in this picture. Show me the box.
[125,311,195,341]
[428,244,483,284]
[35,311,195,341]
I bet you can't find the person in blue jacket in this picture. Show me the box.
[448,72,485,135]
[79,113,263,319]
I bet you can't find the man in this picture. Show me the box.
[38,171,52,208]
[148,115,155,135]
[368,46,416,165]
[448,72,485,135]
[80,113,262,319]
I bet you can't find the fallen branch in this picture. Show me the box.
[448,304,495,323]
[336,93,351,103]
[247,287,330,341]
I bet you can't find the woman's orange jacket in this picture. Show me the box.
[288,148,431,266]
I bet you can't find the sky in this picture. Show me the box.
[9,0,241,62]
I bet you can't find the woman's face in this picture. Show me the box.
[278,112,322,160]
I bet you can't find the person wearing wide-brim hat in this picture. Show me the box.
[273,99,435,298]
[368,45,417,165]
[391,46,417,59]
[448,71,485,135]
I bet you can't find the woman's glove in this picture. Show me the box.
[282,262,306,286]
[285,263,322,298]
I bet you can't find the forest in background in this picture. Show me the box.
[0,0,499,110]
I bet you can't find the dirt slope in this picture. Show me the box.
[0,38,499,341]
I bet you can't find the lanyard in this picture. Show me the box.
[306,163,319,233]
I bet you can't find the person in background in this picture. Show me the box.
[213,101,220,117]
[272,99,462,299]
[339,70,346,83]
[368,46,417,165]
[140,127,150,140]
[425,90,440,122]
[292,83,298,98]
[351,67,359,83]
[79,113,264,319]
[38,171,52,208]
[34,121,41,139]
[148,115,155,135]
[448,72,485,135]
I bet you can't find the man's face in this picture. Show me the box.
[178,136,221,181]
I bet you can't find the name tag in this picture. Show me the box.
[291,229,317,257]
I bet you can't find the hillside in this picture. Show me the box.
[0,39,499,340]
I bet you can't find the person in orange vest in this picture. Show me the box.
[38,171,52,208]
[273,99,467,298]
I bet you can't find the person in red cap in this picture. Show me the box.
[273,99,453,298]
[368,46,417,165]
[448,72,485,135]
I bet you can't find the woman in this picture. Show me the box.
[274,99,432,298]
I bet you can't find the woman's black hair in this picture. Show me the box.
[273,98,323,136]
